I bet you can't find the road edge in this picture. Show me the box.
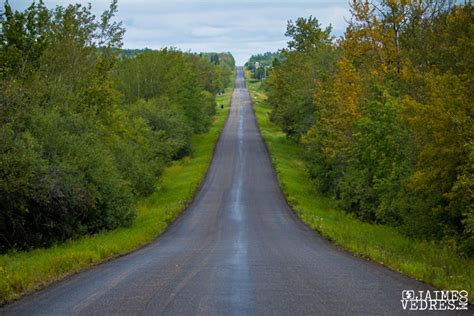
[0,72,236,307]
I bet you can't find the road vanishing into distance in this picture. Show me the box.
[2,68,458,315]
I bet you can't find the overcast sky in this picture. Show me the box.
[8,0,351,65]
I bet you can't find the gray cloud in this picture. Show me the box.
[7,0,351,65]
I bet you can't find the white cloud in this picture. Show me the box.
[190,26,230,37]
[7,0,351,65]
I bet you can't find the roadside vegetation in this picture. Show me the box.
[247,75,473,302]
[0,0,234,304]
[247,0,473,300]
[0,0,234,252]
[257,1,473,257]
[0,86,232,304]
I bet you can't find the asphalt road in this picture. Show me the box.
[2,68,466,315]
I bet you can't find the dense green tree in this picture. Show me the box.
[0,1,234,252]
[285,16,333,53]
[113,49,214,133]
[266,17,337,139]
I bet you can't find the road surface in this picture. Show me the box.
[1,68,462,315]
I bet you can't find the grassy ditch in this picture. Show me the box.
[246,76,474,301]
[0,85,234,305]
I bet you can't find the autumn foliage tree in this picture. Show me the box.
[265,0,473,255]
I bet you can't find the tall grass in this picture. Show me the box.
[0,84,234,305]
[246,76,474,302]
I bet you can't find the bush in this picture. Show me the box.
[0,1,234,252]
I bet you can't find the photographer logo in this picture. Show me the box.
[401,290,468,311]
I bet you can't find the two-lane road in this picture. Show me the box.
[2,68,453,315]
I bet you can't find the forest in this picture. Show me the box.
[263,0,473,256]
[0,0,234,252]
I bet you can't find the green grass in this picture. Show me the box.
[0,83,234,305]
[246,75,474,302]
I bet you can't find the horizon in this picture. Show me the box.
[8,0,350,65]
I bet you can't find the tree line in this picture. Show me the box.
[0,0,234,252]
[263,0,473,255]
[245,51,282,80]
